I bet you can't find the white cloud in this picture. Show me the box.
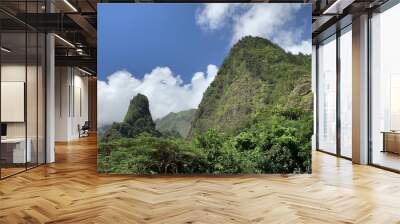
[196,3,311,55]
[98,65,218,126]
[195,3,238,30]
[286,40,312,55]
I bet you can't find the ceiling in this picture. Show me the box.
[311,0,390,43]
[0,0,392,75]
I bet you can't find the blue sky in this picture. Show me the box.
[98,4,227,83]
[97,3,311,124]
[98,3,311,82]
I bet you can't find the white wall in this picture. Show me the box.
[1,63,46,164]
[1,65,26,137]
[1,65,38,138]
[55,66,69,141]
[72,73,89,138]
[55,67,89,141]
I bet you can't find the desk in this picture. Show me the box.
[1,138,31,163]
[382,131,400,154]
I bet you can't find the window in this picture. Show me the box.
[339,26,352,158]
[317,35,337,154]
[370,3,400,171]
[0,2,46,179]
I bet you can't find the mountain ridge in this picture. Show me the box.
[189,36,312,136]
[155,109,196,138]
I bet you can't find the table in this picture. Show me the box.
[1,138,31,164]
[381,131,400,154]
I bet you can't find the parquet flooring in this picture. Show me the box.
[0,167,26,178]
[1,135,400,223]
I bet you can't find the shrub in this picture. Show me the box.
[98,105,312,174]
[98,134,207,174]
[264,145,294,173]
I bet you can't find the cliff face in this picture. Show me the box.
[189,36,312,136]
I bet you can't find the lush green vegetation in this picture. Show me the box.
[98,105,312,174]
[155,109,196,138]
[98,36,312,174]
[189,36,311,136]
[101,94,160,142]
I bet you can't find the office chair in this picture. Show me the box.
[79,121,90,138]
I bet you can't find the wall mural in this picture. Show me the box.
[97,3,313,174]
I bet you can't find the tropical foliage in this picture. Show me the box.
[155,109,196,138]
[98,36,312,174]
[98,105,312,174]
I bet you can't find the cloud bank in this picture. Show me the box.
[196,3,311,54]
[98,65,218,126]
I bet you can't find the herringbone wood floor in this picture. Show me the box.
[1,135,400,224]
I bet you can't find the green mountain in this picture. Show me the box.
[98,36,313,174]
[155,109,196,138]
[123,94,154,127]
[189,36,312,136]
[102,94,159,141]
